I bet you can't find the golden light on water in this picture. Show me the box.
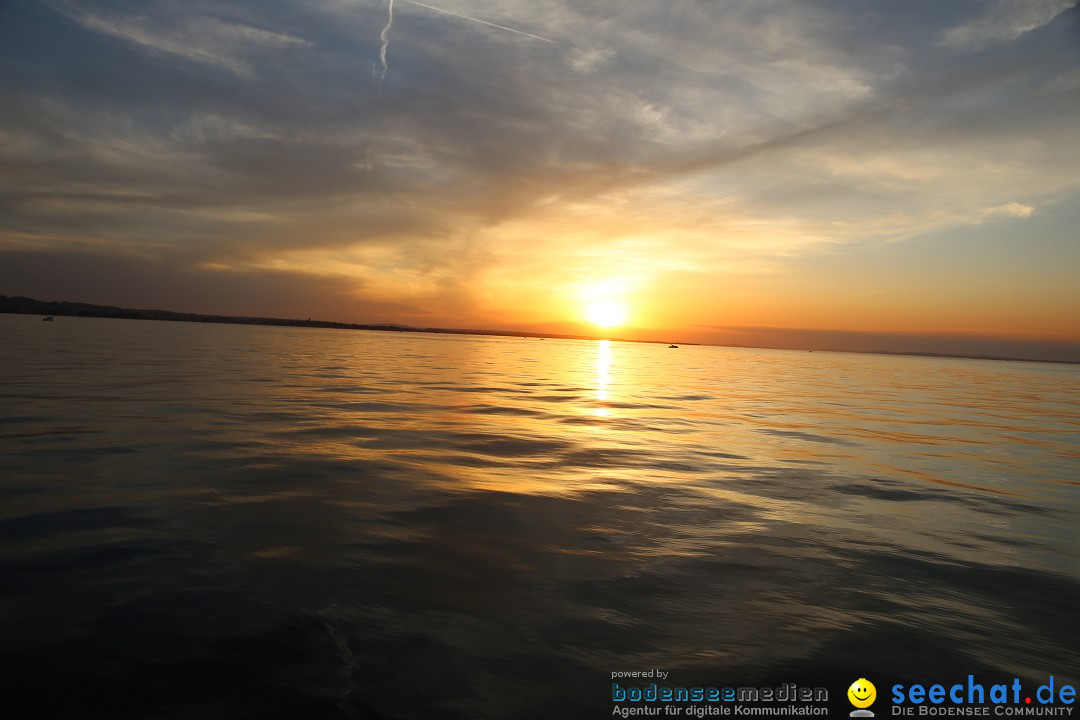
[593,339,611,418]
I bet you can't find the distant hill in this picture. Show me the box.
[5,295,1073,363]
[0,295,684,345]
[0,294,411,332]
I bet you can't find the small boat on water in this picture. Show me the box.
[42,316,55,322]
[668,343,678,348]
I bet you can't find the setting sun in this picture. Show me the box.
[584,300,628,328]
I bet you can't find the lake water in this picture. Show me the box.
[1,314,1078,719]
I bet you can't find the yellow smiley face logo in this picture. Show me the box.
[848,679,876,708]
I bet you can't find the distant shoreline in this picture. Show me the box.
[0,294,695,347]
[4,294,1078,365]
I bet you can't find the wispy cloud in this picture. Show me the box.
[403,0,556,44]
[983,202,1036,219]
[378,0,395,88]
[940,0,1074,50]
[44,2,310,76]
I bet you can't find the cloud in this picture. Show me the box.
[940,0,1074,50]
[983,202,1036,219]
[43,1,311,76]
[567,46,614,74]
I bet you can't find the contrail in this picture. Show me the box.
[378,0,394,88]
[403,0,556,44]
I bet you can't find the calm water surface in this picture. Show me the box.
[1,314,1078,718]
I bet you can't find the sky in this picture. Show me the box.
[1,0,1078,360]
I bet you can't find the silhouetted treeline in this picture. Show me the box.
[0,295,661,343]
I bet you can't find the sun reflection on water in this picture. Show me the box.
[594,339,611,417]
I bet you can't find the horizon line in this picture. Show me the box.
[2,294,1078,367]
